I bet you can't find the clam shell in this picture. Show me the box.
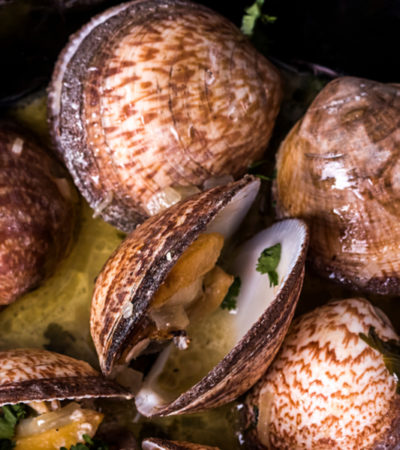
[0,124,78,305]
[142,438,219,450]
[48,0,282,231]
[0,348,133,406]
[244,298,400,449]
[91,175,260,376]
[91,175,309,416]
[274,77,400,295]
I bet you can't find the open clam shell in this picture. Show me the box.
[274,77,400,295]
[48,0,282,231]
[91,175,309,416]
[0,348,132,406]
[0,123,78,305]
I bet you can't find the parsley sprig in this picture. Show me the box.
[256,243,281,286]
[241,0,277,37]
[0,404,28,449]
[221,276,241,311]
[360,326,400,393]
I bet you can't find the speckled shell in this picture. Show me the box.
[0,348,132,406]
[48,0,282,231]
[244,298,400,449]
[274,77,400,295]
[0,124,78,305]
[91,175,309,416]
[142,438,220,450]
[91,176,258,375]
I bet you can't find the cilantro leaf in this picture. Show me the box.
[360,326,400,393]
[256,243,281,286]
[221,276,241,311]
[241,0,277,37]
[0,404,27,440]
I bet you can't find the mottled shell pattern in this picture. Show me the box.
[91,176,259,376]
[142,438,220,450]
[246,298,400,449]
[0,348,132,406]
[274,77,400,295]
[0,124,78,305]
[48,0,282,231]
[91,175,309,417]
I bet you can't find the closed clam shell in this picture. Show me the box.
[0,124,78,305]
[0,348,133,406]
[48,0,282,231]
[91,175,309,416]
[142,438,219,450]
[243,298,400,449]
[274,77,400,295]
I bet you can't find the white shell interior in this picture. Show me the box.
[135,181,307,417]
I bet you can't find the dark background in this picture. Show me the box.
[0,0,399,106]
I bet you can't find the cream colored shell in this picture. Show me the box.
[254,298,399,449]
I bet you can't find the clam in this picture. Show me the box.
[48,0,282,231]
[244,298,400,449]
[142,438,219,449]
[0,348,132,449]
[274,76,400,295]
[91,175,308,417]
[0,123,78,305]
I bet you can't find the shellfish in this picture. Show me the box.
[274,77,400,295]
[0,123,78,305]
[48,0,282,231]
[0,348,132,449]
[244,298,400,449]
[90,176,308,417]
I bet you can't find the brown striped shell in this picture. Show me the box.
[142,438,220,450]
[91,176,260,376]
[274,77,400,295]
[48,0,282,232]
[90,175,309,416]
[244,298,400,449]
[0,348,133,406]
[0,124,78,305]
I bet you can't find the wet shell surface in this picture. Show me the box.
[244,298,400,449]
[274,77,400,295]
[0,124,78,305]
[0,348,133,406]
[142,438,220,450]
[48,0,282,231]
[91,175,309,416]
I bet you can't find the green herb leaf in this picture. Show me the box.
[241,0,277,37]
[83,435,94,445]
[0,405,27,440]
[62,436,110,450]
[256,243,281,286]
[360,326,400,393]
[221,276,241,311]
